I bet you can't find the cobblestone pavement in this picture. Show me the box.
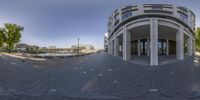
[0,52,200,100]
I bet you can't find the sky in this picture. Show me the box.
[0,0,199,49]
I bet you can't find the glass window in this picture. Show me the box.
[122,6,132,12]
[178,6,188,13]
[122,12,132,20]
[114,19,119,26]
[152,5,162,10]
[119,45,122,52]
[152,7,162,10]
[180,14,188,22]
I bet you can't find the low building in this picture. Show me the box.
[26,45,40,54]
[47,46,57,53]
[28,45,39,51]
[71,44,94,50]
[16,43,28,52]
[71,44,95,54]
[49,46,56,49]
[39,47,48,53]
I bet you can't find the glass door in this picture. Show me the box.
[158,39,166,55]
[140,39,147,55]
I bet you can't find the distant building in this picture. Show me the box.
[15,44,41,53]
[40,47,47,51]
[28,45,39,51]
[39,47,48,53]
[16,43,28,52]
[49,46,56,49]
[47,46,56,53]
[71,44,94,50]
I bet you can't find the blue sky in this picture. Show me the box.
[0,0,199,48]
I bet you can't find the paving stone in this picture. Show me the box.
[0,52,200,100]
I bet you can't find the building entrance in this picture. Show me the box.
[139,39,167,56]
[158,39,167,55]
[140,39,148,55]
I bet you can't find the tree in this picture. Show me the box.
[0,33,4,48]
[195,27,200,50]
[0,29,6,48]
[0,33,3,48]
[1,23,23,53]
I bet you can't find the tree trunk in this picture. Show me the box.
[8,49,11,53]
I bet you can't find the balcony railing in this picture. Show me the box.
[144,10,173,15]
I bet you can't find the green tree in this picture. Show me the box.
[1,23,23,53]
[195,27,200,50]
[0,29,6,48]
[0,33,3,48]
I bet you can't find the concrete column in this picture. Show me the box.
[114,37,119,57]
[138,39,141,56]
[176,27,184,60]
[123,27,126,60]
[166,39,169,56]
[173,5,178,17]
[109,42,111,54]
[109,42,112,54]
[123,26,131,61]
[114,38,117,56]
[150,19,158,66]
[127,31,131,60]
[187,36,193,56]
[112,40,114,55]
[138,5,144,14]
[116,38,119,56]
[108,42,110,54]
[193,39,195,55]
[147,38,150,56]
[109,41,111,54]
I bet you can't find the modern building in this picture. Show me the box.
[107,4,195,66]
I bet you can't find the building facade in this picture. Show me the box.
[107,4,196,66]
[104,33,109,51]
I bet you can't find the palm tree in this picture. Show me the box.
[1,23,23,53]
[195,27,200,51]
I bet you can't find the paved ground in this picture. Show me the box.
[0,52,200,100]
[131,55,178,65]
